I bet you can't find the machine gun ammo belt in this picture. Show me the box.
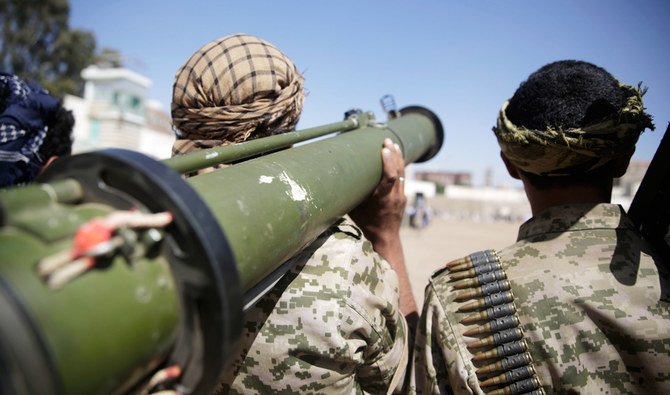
[445,249,545,395]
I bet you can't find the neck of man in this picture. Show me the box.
[521,178,614,217]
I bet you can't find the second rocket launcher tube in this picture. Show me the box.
[186,106,443,297]
[164,118,360,174]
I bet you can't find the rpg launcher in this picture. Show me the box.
[628,122,670,266]
[0,102,443,395]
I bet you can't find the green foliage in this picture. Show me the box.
[0,0,96,98]
[95,48,124,68]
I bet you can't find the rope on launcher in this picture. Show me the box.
[37,210,173,289]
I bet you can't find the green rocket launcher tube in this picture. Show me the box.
[0,106,443,395]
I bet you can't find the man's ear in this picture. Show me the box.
[500,151,521,180]
[612,147,635,178]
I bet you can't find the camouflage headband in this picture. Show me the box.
[493,83,655,176]
[171,33,304,156]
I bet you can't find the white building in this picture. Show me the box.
[63,65,173,160]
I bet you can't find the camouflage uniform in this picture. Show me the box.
[411,203,670,394]
[216,218,408,394]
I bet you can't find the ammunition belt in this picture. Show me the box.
[445,250,545,395]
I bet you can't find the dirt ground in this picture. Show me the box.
[400,213,523,307]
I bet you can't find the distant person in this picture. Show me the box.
[411,60,670,393]
[409,192,432,229]
[0,73,74,188]
[170,33,416,394]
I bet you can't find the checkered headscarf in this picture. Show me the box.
[0,73,59,188]
[171,33,304,156]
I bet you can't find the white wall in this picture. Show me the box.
[139,128,173,160]
[63,94,93,153]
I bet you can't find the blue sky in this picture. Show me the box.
[69,0,669,187]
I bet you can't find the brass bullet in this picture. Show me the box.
[452,270,507,289]
[486,377,540,395]
[466,327,522,349]
[449,268,477,280]
[445,256,469,268]
[446,250,496,269]
[450,261,504,279]
[461,303,516,324]
[471,339,527,361]
[457,291,514,312]
[463,315,519,337]
[479,365,535,387]
[461,303,517,324]
[454,280,511,301]
[453,278,480,290]
[476,352,533,375]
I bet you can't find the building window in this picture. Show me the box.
[130,96,141,110]
[90,119,100,144]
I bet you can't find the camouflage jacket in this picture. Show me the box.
[411,203,670,394]
[215,218,409,394]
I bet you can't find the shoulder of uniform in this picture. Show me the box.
[331,217,364,240]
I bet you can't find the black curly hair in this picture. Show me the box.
[39,103,75,160]
[0,82,8,115]
[506,60,626,130]
[504,60,637,188]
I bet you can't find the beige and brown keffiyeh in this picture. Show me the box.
[493,83,655,176]
[171,33,304,156]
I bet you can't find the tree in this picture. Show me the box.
[94,47,124,68]
[0,0,96,98]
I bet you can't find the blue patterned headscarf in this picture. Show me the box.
[0,73,60,188]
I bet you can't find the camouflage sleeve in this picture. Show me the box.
[410,273,450,395]
[217,219,408,394]
[410,267,481,395]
